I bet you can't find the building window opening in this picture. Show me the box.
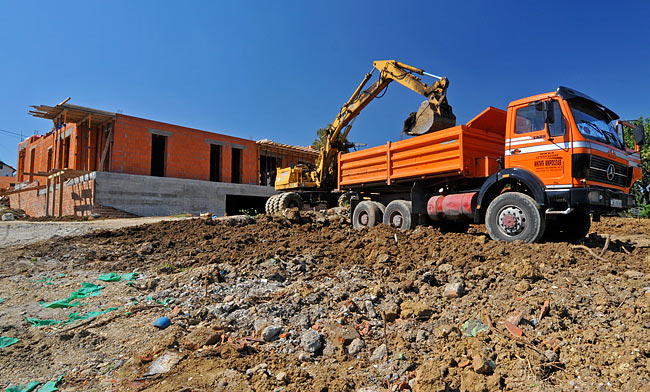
[29,149,35,182]
[210,144,221,182]
[260,154,278,186]
[231,147,242,183]
[63,136,71,168]
[151,134,167,177]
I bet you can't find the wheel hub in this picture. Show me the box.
[359,212,369,226]
[498,206,525,235]
[391,213,403,228]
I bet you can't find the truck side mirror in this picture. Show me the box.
[633,124,646,146]
[535,101,554,124]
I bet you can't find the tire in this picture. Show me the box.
[352,201,383,230]
[485,192,545,243]
[560,211,591,243]
[373,201,386,215]
[271,194,282,214]
[338,192,357,208]
[265,195,278,215]
[278,192,303,210]
[383,200,415,230]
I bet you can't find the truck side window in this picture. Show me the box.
[515,105,545,134]
[548,101,566,137]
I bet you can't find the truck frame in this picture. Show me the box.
[341,86,644,243]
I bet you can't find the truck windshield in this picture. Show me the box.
[567,97,624,149]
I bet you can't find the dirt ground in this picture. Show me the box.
[0,211,648,391]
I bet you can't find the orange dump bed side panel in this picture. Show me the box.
[339,107,506,188]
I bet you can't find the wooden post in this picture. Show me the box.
[58,173,64,217]
[45,178,50,216]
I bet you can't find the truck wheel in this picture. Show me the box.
[265,195,278,215]
[272,193,283,213]
[373,201,386,215]
[352,201,383,230]
[338,192,357,208]
[485,192,545,243]
[383,200,414,230]
[561,211,591,243]
[280,192,303,210]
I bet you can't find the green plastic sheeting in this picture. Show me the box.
[5,374,64,392]
[5,381,40,392]
[0,298,5,304]
[26,308,119,327]
[461,319,489,337]
[39,282,104,308]
[98,272,139,282]
[0,336,19,348]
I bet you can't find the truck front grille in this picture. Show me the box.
[587,155,627,187]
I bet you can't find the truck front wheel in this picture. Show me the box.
[352,201,383,230]
[485,192,545,243]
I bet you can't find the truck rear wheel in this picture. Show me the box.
[352,201,383,229]
[383,200,415,231]
[485,192,545,243]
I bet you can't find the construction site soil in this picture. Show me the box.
[0,211,648,391]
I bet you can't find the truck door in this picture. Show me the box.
[505,99,572,187]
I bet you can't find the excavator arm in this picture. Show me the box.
[315,60,456,186]
[274,59,455,191]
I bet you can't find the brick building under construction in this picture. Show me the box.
[7,99,317,217]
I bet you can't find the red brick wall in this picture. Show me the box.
[112,114,258,184]
[8,178,95,217]
[16,124,79,182]
[0,176,15,191]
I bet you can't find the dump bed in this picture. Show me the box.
[338,107,506,188]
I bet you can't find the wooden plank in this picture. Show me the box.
[0,185,46,197]
[58,174,63,217]
[45,178,50,216]
[98,125,113,171]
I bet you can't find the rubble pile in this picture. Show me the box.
[0,211,648,391]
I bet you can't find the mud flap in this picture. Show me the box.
[411,182,427,215]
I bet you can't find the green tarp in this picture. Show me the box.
[0,336,19,348]
[39,282,104,308]
[26,308,119,327]
[5,374,64,392]
[97,272,139,282]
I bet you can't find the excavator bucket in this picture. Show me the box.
[403,100,457,135]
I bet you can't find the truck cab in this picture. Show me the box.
[476,86,644,241]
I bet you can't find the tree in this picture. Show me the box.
[311,124,350,152]
[622,116,650,207]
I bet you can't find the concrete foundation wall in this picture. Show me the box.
[94,171,275,217]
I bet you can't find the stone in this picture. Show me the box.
[364,300,377,318]
[380,300,400,322]
[347,338,365,355]
[416,330,428,342]
[442,282,465,298]
[399,301,433,320]
[324,322,361,348]
[261,325,283,342]
[377,254,392,263]
[181,327,221,350]
[623,270,644,279]
[543,349,559,363]
[275,371,287,382]
[300,329,322,353]
[514,280,530,293]
[144,350,184,376]
[370,343,387,362]
[137,242,154,255]
[473,356,495,375]
[438,263,453,274]
[1,213,14,221]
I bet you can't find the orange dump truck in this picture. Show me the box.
[340,86,644,243]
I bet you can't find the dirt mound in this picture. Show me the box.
[0,213,648,391]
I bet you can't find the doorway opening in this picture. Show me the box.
[151,134,167,177]
[63,136,71,168]
[210,144,221,182]
[231,148,242,183]
[260,154,279,186]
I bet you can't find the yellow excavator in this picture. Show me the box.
[265,60,456,214]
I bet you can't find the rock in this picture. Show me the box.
[623,270,644,279]
[347,338,365,355]
[416,330,428,342]
[380,300,400,322]
[1,212,14,221]
[515,259,542,281]
[137,242,154,255]
[421,271,437,286]
[438,263,453,274]
[377,254,392,263]
[443,282,465,298]
[144,350,184,376]
[473,356,495,375]
[514,280,530,293]
[324,322,361,348]
[275,371,287,383]
[364,300,377,318]
[182,327,221,350]
[401,280,415,292]
[370,344,387,362]
[399,301,433,320]
[284,208,301,223]
[543,349,559,362]
[301,329,322,353]
[261,325,283,342]
[298,351,311,362]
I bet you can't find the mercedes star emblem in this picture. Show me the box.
[606,164,615,181]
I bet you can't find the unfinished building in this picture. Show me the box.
[7,100,317,217]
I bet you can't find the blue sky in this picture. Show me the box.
[1,0,649,169]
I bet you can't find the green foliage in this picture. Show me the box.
[312,124,350,151]
[622,117,650,206]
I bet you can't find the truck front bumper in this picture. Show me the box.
[546,187,636,215]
